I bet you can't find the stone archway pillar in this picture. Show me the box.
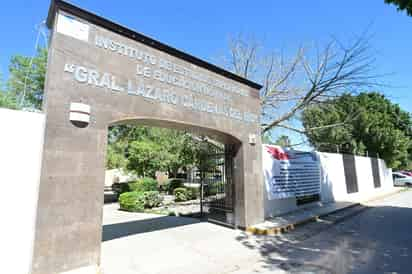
[233,140,264,228]
[31,116,108,274]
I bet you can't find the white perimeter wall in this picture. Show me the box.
[0,108,45,274]
[264,151,395,218]
[319,152,394,203]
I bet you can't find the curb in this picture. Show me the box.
[246,203,360,236]
[246,188,406,236]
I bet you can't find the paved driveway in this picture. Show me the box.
[101,190,412,274]
[101,204,261,274]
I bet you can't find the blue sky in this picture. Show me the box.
[1,1,412,141]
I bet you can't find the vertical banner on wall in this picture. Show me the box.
[262,145,321,200]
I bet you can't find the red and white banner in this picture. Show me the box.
[262,145,321,200]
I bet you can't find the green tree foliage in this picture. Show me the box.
[106,125,134,169]
[107,125,206,177]
[262,132,274,144]
[302,92,412,169]
[0,92,17,109]
[106,143,128,170]
[274,135,291,147]
[385,0,412,16]
[7,47,47,109]
[128,178,158,192]
[127,139,167,177]
[0,73,17,109]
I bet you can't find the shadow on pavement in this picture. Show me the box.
[102,215,201,242]
[235,204,412,274]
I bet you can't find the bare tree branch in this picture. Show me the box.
[224,32,380,135]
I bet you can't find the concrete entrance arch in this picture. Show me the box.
[32,1,263,273]
[109,117,242,145]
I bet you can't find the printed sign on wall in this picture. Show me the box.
[263,145,321,200]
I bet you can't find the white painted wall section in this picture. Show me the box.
[318,153,394,203]
[318,152,346,202]
[0,108,45,274]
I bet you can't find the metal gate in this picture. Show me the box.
[199,143,235,227]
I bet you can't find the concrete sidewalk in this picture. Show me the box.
[247,201,357,235]
[247,188,404,235]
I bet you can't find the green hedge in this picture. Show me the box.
[173,187,189,202]
[128,177,158,193]
[112,178,159,197]
[119,190,163,212]
[119,192,144,212]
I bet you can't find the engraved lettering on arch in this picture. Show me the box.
[63,63,258,124]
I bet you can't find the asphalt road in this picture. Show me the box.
[231,189,412,274]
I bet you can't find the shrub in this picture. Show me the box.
[185,186,200,200]
[111,182,130,196]
[128,177,158,193]
[174,187,189,202]
[140,177,159,191]
[119,190,163,211]
[119,191,144,212]
[142,191,163,208]
[127,182,140,192]
[166,178,185,194]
